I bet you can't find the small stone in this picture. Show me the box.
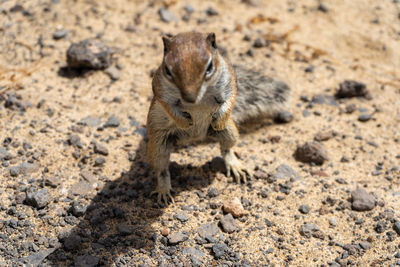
[393,221,400,235]
[253,37,265,48]
[375,221,386,233]
[158,8,178,23]
[207,187,219,198]
[205,7,219,16]
[223,197,246,217]
[168,232,188,245]
[94,142,109,156]
[104,66,120,80]
[80,170,97,184]
[175,212,189,222]
[359,241,371,250]
[117,224,133,236]
[274,164,300,180]
[220,214,239,233]
[74,255,100,267]
[212,243,227,259]
[311,94,337,106]
[63,233,81,251]
[317,2,329,12]
[78,116,101,127]
[358,113,371,122]
[18,248,57,266]
[299,223,323,238]
[184,4,195,14]
[103,115,120,128]
[68,135,83,148]
[67,39,112,69]
[314,131,333,142]
[70,201,87,217]
[53,29,69,40]
[351,187,375,211]
[345,104,357,114]
[329,217,337,227]
[44,176,61,188]
[25,188,50,209]
[161,228,169,236]
[197,223,219,239]
[394,252,400,258]
[94,157,105,166]
[69,181,93,197]
[294,142,328,165]
[274,110,294,123]
[298,205,310,214]
[335,80,371,99]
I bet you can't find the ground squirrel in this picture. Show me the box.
[147,32,290,205]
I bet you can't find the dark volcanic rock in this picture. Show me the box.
[94,142,109,156]
[74,255,100,267]
[220,214,239,233]
[394,221,400,235]
[63,233,81,251]
[103,115,120,128]
[335,80,371,99]
[299,223,324,239]
[25,188,50,209]
[19,248,57,267]
[168,232,188,245]
[212,243,228,259]
[197,223,219,239]
[274,110,294,123]
[294,142,328,165]
[67,39,112,69]
[351,187,375,211]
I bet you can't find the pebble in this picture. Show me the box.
[335,80,371,99]
[358,113,371,122]
[18,248,57,266]
[212,243,227,259]
[53,29,69,40]
[311,94,337,106]
[94,157,106,166]
[294,142,329,165]
[117,223,134,236]
[168,232,188,245]
[197,223,219,239]
[253,37,266,48]
[25,188,50,209]
[220,214,239,233]
[207,187,219,198]
[103,115,120,128]
[78,116,101,127]
[223,197,246,217]
[329,217,337,227]
[298,205,310,214]
[94,142,109,156]
[274,110,294,123]
[67,39,112,69]
[63,233,82,251]
[359,241,371,250]
[70,200,87,217]
[274,164,300,180]
[299,223,324,239]
[104,66,120,80]
[80,170,97,184]
[314,131,334,141]
[205,7,219,16]
[175,211,189,222]
[158,8,178,23]
[351,187,376,211]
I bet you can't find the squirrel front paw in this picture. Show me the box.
[211,116,226,131]
[176,111,193,129]
[223,150,253,183]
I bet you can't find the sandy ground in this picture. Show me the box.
[1,0,400,266]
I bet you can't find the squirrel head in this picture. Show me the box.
[161,32,220,104]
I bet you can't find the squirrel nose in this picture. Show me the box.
[182,92,197,103]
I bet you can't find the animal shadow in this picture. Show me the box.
[47,137,218,266]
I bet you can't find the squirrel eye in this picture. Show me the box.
[205,60,213,76]
[164,64,172,78]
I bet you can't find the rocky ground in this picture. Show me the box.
[1,0,400,266]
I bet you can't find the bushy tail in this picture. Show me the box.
[232,65,290,124]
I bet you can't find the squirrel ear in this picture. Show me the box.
[162,33,173,55]
[206,32,217,50]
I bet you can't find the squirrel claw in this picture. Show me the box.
[224,151,252,183]
[150,189,175,206]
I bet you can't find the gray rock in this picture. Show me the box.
[175,212,189,222]
[63,233,81,251]
[329,217,337,227]
[78,116,101,127]
[395,252,400,258]
[68,135,83,148]
[69,181,93,197]
[70,201,87,217]
[9,166,20,177]
[183,247,204,258]
[358,113,371,122]
[220,214,239,233]
[274,110,294,123]
[94,142,109,156]
[53,29,69,40]
[67,39,112,69]
[299,223,324,239]
[74,255,100,267]
[359,241,371,250]
[393,221,400,235]
[168,232,188,245]
[104,66,120,80]
[294,142,328,165]
[311,94,337,106]
[205,7,219,16]
[212,243,227,259]
[197,223,219,239]
[117,224,133,236]
[335,80,371,99]
[184,4,195,13]
[274,164,300,180]
[44,176,61,188]
[25,188,50,209]
[298,205,310,214]
[19,248,56,267]
[158,8,178,23]
[80,170,97,184]
[0,147,12,160]
[351,187,375,211]
[103,115,120,128]
[94,157,106,166]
